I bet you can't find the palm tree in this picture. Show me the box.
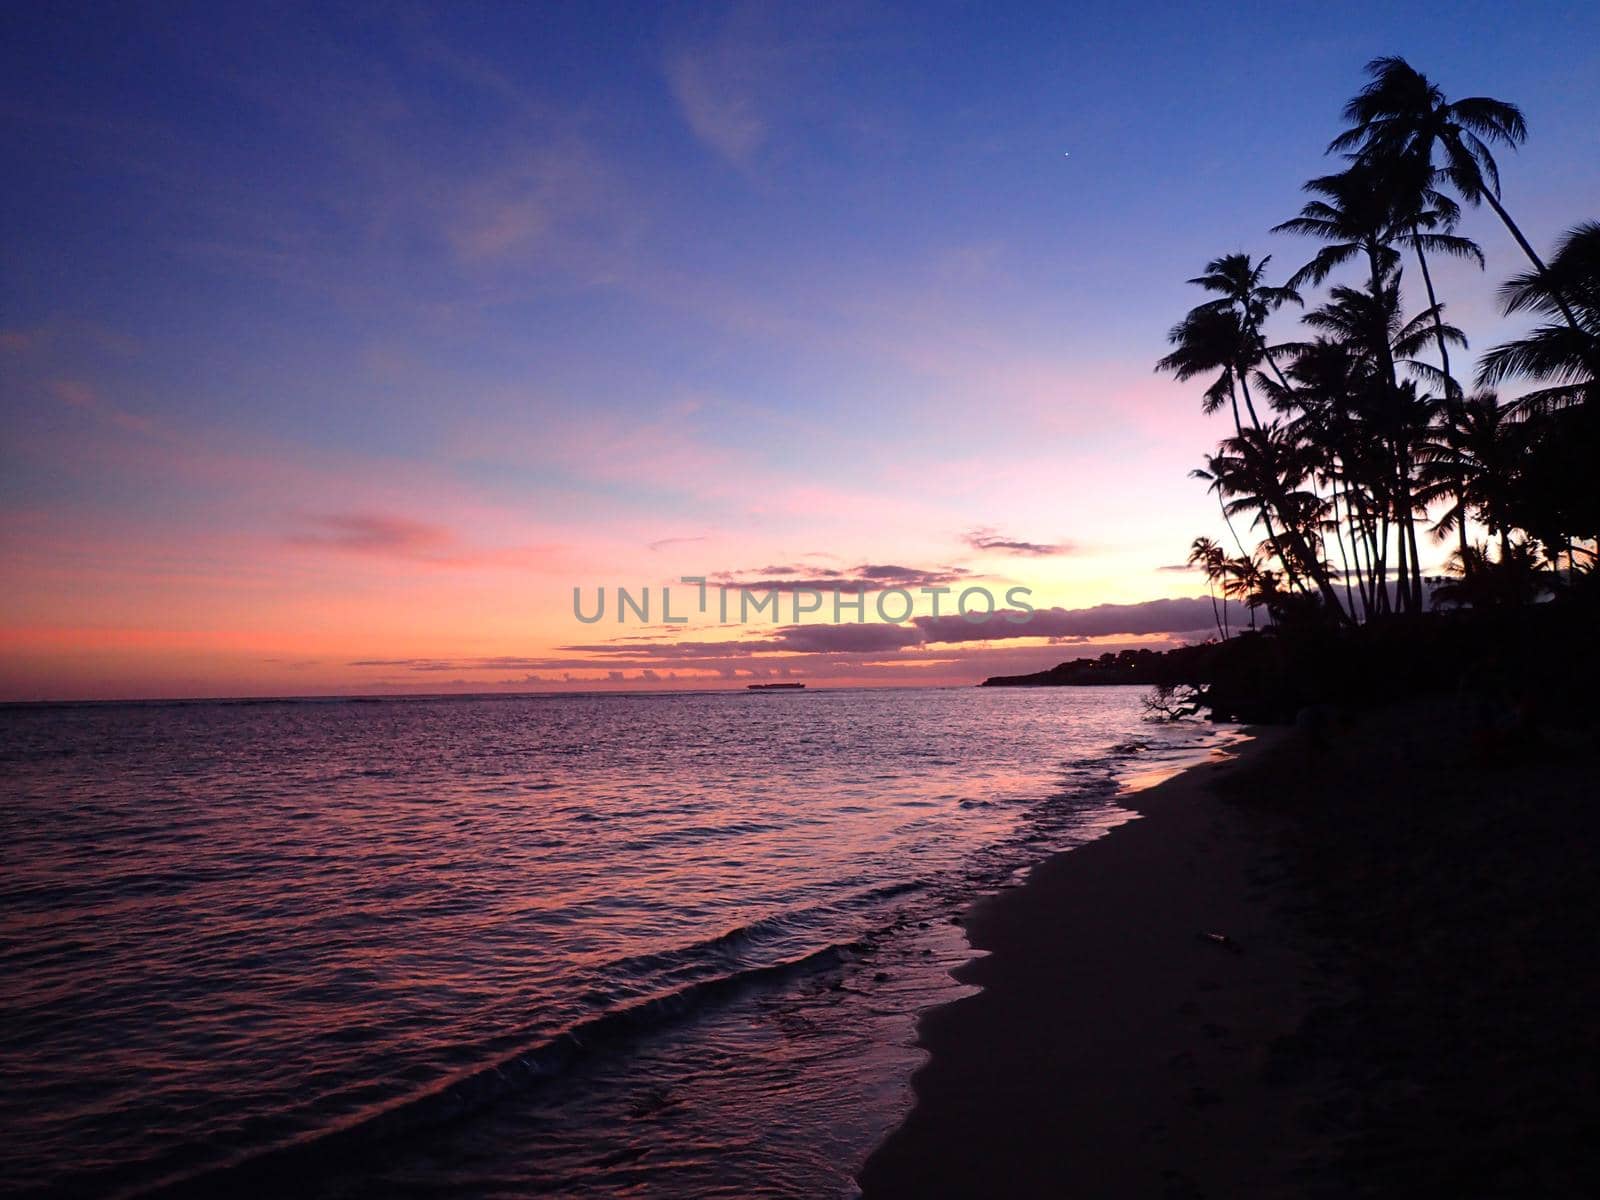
[1164,59,1593,622]
[1290,277,1463,612]
[1219,554,1268,629]
[1477,220,1600,411]
[1190,453,1251,557]
[1220,554,1281,626]
[1477,223,1600,568]
[1275,165,1476,388]
[1158,254,1300,435]
[1385,159,1483,401]
[1271,337,1379,616]
[1416,390,1519,567]
[1188,536,1230,638]
[1274,164,1405,294]
[1183,253,1302,398]
[1332,56,1595,365]
[1212,424,1348,620]
[1158,306,1257,433]
[1163,255,1352,623]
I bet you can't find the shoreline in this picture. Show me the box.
[858,727,1325,1197]
[860,698,1600,1197]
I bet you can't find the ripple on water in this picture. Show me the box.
[0,687,1232,1197]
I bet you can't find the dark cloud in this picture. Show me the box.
[342,637,1204,692]
[357,598,1217,684]
[916,597,1217,644]
[768,623,925,653]
[963,527,1071,556]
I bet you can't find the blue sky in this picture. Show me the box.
[3,0,1597,697]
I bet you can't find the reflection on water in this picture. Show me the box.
[0,687,1229,1197]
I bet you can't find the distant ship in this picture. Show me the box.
[747,682,806,691]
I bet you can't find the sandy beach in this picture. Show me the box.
[861,701,1600,1197]
[860,729,1324,1198]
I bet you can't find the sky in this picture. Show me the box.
[3,0,1597,700]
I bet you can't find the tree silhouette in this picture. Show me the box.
[1332,56,1597,375]
[1168,58,1595,628]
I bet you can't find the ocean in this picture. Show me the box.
[0,686,1234,1198]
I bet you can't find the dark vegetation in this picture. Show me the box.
[982,646,1211,688]
[984,591,1600,725]
[989,58,1598,724]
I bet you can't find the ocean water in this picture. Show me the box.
[0,687,1234,1199]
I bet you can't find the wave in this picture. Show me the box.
[10,700,1236,1200]
[115,941,853,1198]
[112,877,932,1200]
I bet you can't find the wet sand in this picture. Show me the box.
[860,730,1320,1197]
[860,701,1600,1197]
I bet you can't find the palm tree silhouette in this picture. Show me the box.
[1158,254,1303,432]
[1416,390,1520,564]
[1332,56,1594,369]
[1168,59,1594,629]
[1188,536,1230,638]
[1300,277,1461,611]
[1184,253,1303,398]
[1190,453,1251,558]
[1158,306,1259,433]
[1478,221,1600,411]
[1209,425,1346,619]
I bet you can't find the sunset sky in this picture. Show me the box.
[4,1,1597,699]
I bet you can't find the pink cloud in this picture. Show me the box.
[287,512,455,556]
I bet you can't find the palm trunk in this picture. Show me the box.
[1407,501,1425,609]
[1360,497,1381,617]
[1329,479,1361,620]
[1344,486,1373,619]
[1341,472,1376,618]
[1224,375,1247,441]
[1411,234,1477,577]
[1375,505,1392,615]
[1257,508,1299,591]
[1369,240,1422,615]
[1217,493,1248,559]
[1398,441,1424,611]
[1393,502,1411,613]
[1411,234,1458,399]
[1480,190,1590,343]
[1236,370,1265,433]
[1367,244,1402,383]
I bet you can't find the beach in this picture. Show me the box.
[862,700,1600,1197]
